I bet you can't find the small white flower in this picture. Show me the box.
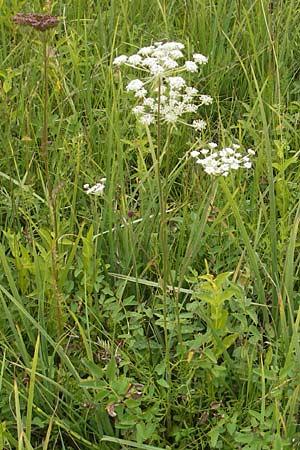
[185,61,198,72]
[139,114,155,125]
[128,54,143,65]
[135,88,147,98]
[152,49,165,59]
[85,181,106,196]
[200,95,213,105]
[143,98,155,108]
[138,46,155,56]
[161,57,178,69]
[83,183,90,189]
[169,89,181,99]
[113,55,128,65]
[192,119,206,130]
[186,87,198,96]
[224,147,235,154]
[159,95,168,104]
[220,164,230,172]
[164,110,179,123]
[230,162,240,170]
[169,49,184,59]
[161,42,185,51]
[193,143,255,176]
[193,53,208,64]
[143,57,158,67]
[149,64,164,75]
[191,150,200,157]
[232,143,240,149]
[204,165,217,175]
[126,79,144,92]
[132,105,145,115]
[184,103,198,113]
[247,149,255,155]
[167,76,186,89]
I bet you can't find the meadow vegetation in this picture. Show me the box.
[1,0,300,449]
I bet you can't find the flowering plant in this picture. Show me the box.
[84,178,106,196]
[111,41,257,417]
[191,143,255,176]
[114,41,255,177]
[114,41,211,128]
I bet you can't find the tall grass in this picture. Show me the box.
[1,0,300,449]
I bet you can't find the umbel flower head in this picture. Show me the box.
[113,41,211,127]
[12,13,59,31]
[84,178,106,196]
[191,143,255,177]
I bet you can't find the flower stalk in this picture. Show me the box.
[156,77,172,430]
[12,12,63,336]
[42,29,63,337]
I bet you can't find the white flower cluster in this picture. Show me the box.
[84,178,106,195]
[113,41,211,126]
[191,143,255,176]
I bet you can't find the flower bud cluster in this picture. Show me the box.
[113,41,211,126]
[191,144,255,176]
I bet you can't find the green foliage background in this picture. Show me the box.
[1,0,300,449]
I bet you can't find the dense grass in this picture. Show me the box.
[1,0,300,449]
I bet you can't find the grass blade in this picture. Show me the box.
[25,334,40,444]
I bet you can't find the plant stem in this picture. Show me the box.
[155,77,172,433]
[41,31,62,336]
[41,33,51,198]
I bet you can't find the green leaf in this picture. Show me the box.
[81,359,103,379]
[3,79,11,93]
[25,335,40,444]
[157,378,170,388]
[222,333,239,348]
[273,434,283,450]
[249,410,261,421]
[155,362,166,376]
[111,376,130,396]
[208,426,220,448]
[214,271,232,287]
[106,359,118,382]
[80,379,106,389]
[204,348,217,364]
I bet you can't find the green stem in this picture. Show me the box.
[156,77,171,433]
